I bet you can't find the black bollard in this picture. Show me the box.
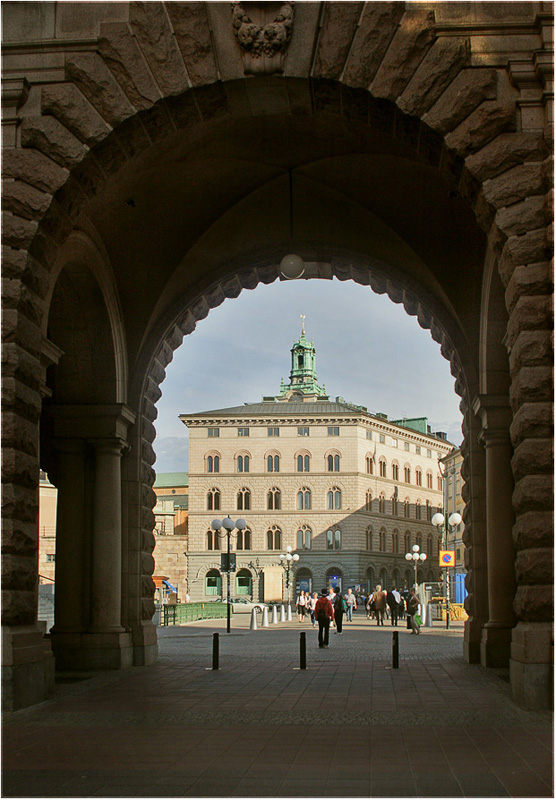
[300,631,307,670]
[392,631,399,669]
[212,632,219,670]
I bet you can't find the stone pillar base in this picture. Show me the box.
[50,631,133,671]
[510,622,553,709]
[2,625,55,711]
[463,618,485,663]
[131,620,158,666]
[480,624,512,667]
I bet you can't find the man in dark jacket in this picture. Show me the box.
[386,589,399,627]
[332,587,345,634]
[314,588,334,648]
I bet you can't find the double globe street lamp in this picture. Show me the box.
[432,511,463,629]
[211,516,246,634]
[279,545,299,610]
[405,544,427,588]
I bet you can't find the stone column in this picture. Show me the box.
[473,395,516,667]
[90,439,125,633]
[51,440,86,634]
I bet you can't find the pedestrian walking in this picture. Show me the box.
[345,588,357,622]
[386,588,400,626]
[371,585,387,626]
[314,588,334,648]
[407,587,422,634]
[296,590,307,622]
[333,589,345,634]
[365,592,373,619]
[308,592,318,627]
[398,593,406,620]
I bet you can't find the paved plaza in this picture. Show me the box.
[2,613,553,797]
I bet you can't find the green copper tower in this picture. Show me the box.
[277,317,327,401]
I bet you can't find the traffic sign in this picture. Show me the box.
[439,550,455,567]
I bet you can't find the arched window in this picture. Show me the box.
[379,458,387,477]
[366,455,374,474]
[392,463,399,481]
[267,454,280,472]
[416,500,422,520]
[237,454,250,473]
[404,532,411,553]
[207,454,220,473]
[426,471,433,488]
[416,468,423,487]
[392,495,398,515]
[365,490,372,511]
[426,500,432,521]
[237,487,251,511]
[297,454,310,472]
[437,475,444,491]
[378,494,385,513]
[366,527,373,550]
[426,534,433,556]
[392,530,399,553]
[416,532,422,548]
[404,498,410,518]
[267,526,282,550]
[327,487,341,509]
[206,530,221,550]
[326,528,342,550]
[236,528,252,551]
[379,529,386,552]
[404,466,411,483]
[267,487,281,510]
[297,488,311,510]
[236,568,252,595]
[327,453,340,472]
[207,488,220,511]
[296,526,312,550]
[205,569,221,596]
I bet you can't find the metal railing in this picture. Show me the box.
[159,602,229,627]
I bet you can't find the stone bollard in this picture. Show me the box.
[392,631,399,669]
[272,605,278,624]
[300,632,307,670]
[424,604,433,627]
[280,605,286,622]
[287,604,292,621]
[262,607,269,627]
[212,632,219,670]
[250,608,258,630]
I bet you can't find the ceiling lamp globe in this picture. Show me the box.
[280,253,305,279]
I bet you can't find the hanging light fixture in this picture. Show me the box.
[280,167,305,279]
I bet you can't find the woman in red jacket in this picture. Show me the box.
[314,589,334,648]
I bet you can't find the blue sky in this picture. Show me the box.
[153,278,463,473]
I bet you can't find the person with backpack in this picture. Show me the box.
[332,587,346,634]
[314,588,334,648]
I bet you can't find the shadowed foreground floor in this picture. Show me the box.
[2,616,553,797]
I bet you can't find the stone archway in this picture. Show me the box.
[2,2,552,711]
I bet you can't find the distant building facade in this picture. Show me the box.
[440,447,466,602]
[180,326,455,603]
[152,473,189,603]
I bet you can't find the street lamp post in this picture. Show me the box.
[431,511,462,629]
[279,545,299,612]
[211,516,246,634]
[405,544,427,588]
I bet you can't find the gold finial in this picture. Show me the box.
[300,314,305,335]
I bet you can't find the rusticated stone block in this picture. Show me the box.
[2,277,43,325]
[20,115,88,169]
[2,378,42,423]
[2,148,68,194]
[162,91,200,131]
[445,82,516,157]
[312,2,363,80]
[506,295,552,349]
[165,2,219,86]
[1,553,37,591]
[2,212,38,250]
[499,229,548,287]
[483,163,547,209]
[142,529,155,553]
[1,449,40,491]
[496,196,546,238]
[509,330,553,377]
[465,131,547,182]
[513,585,553,622]
[142,484,156,507]
[399,37,470,118]
[424,68,497,136]
[91,135,128,178]
[2,311,42,360]
[513,474,553,515]
[1,519,38,557]
[142,419,156,445]
[129,2,190,97]
[1,483,38,523]
[1,589,36,626]
[65,53,136,127]
[516,548,553,586]
[98,22,161,111]
[142,507,155,529]
[2,343,41,389]
[512,439,553,482]
[505,262,553,315]
[141,552,154,574]
[371,10,436,101]
[142,397,158,424]
[141,441,156,467]
[141,575,155,596]
[28,228,58,268]
[1,411,38,457]
[510,365,553,408]
[513,511,554,550]
[148,358,166,386]
[510,402,553,446]
[137,102,175,144]
[142,597,155,620]
[342,3,405,89]
[42,83,111,147]
[112,115,152,161]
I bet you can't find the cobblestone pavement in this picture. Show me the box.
[2,614,553,798]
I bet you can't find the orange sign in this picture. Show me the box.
[439,550,455,567]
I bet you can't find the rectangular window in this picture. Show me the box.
[267,427,279,436]
[404,442,410,451]
[328,426,339,436]
[46,554,56,562]
[208,428,219,437]
[427,449,432,458]
[366,430,372,440]
[237,428,249,437]
[298,426,309,436]
[416,446,421,455]
[379,434,385,444]
[391,438,398,447]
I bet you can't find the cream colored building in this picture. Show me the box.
[440,447,466,602]
[180,327,455,603]
[152,473,189,603]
